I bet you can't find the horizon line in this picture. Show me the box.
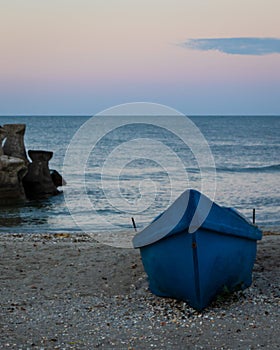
[0,114,280,117]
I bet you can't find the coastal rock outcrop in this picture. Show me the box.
[0,127,7,156]
[0,123,65,203]
[2,124,29,164]
[0,155,27,204]
[22,150,60,199]
[50,169,67,187]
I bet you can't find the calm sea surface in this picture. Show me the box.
[0,115,279,234]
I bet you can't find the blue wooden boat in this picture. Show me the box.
[133,189,262,310]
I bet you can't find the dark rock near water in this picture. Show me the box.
[0,127,7,156]
[0,123,65,203]
[23,150,61,199]
[0,125,28,204]
[0,155,27,204]
[50,169,67,187]
[2,124,29,164]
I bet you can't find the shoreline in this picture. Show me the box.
[0,232,279,349]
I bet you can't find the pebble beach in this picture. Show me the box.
[0,232,279,349]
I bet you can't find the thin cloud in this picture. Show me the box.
[182,37,280,55]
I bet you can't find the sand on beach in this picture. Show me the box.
[0,232,279,349]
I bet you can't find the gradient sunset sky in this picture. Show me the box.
[1,0,279,115]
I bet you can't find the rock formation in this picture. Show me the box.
[0,123,65,203]
[0,155,27,204]
[0,127,7,156]
[50,169,67,187]
[0,126,28,203]
[22,150,60,199]
[2,124,29,164]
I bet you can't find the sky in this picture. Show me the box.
[0,0,280,115]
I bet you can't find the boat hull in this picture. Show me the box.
[140,228,257,310]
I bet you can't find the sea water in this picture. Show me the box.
[0,115,279,234]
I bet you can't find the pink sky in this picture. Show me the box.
[0,0,280,115]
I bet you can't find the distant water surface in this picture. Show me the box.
[0,115,279,235]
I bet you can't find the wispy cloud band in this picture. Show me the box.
[182,37,280,55]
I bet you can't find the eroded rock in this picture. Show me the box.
[0,155,27,204]
[0,127,7,156]
[1,123,65,202]
[23,150,60,199]
[50,169,67,187]
[2,124,29,164]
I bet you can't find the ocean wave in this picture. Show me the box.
[216,164,280,173]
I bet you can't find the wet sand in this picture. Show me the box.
[0,232,279,349]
